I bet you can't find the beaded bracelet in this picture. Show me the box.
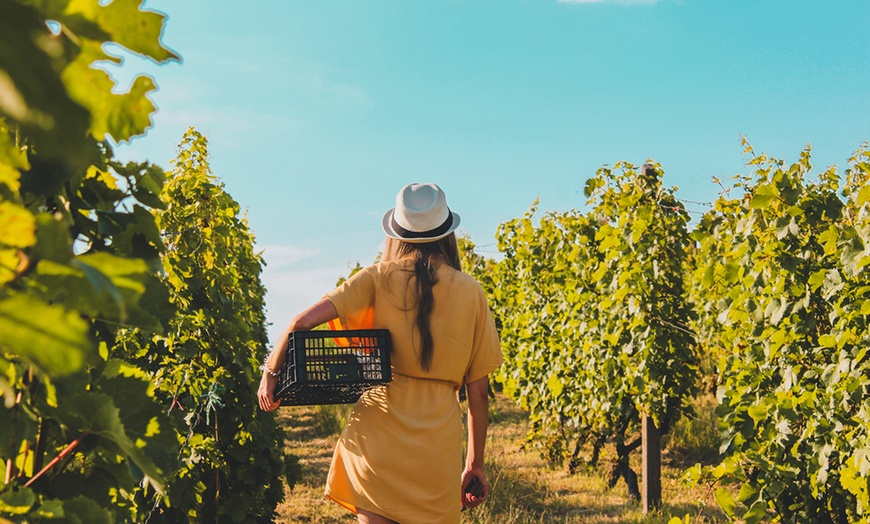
[260,358,280,377]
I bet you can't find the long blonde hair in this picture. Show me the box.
[381,233,461,370]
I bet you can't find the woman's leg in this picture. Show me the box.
[357,508,398,524]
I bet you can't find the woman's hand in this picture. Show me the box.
[460,468,489,510]
[257,371,281,412]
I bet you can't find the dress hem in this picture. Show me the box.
[324,491,357,514]
[326,491,399,521]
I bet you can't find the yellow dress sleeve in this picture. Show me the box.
[325,265,376,330]
[464,284,504,385]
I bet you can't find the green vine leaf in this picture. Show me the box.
[0,1,92,166]
[62,41,158,143]
[0,293,93,375]
[57,391,166,494]
[0,487,36,515]
[61,496,113,524]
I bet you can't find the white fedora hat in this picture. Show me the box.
[382,183,461,243]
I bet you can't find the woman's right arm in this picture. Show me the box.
[461,375,491,509]
[257,298,338,412]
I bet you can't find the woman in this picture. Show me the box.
[258,183,503,523]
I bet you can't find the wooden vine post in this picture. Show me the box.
[640,163,663,513]
[642,413,662,512]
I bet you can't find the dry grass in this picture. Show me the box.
[275,405,355,523]
[275,394,727,523]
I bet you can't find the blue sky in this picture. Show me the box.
[115,0,870,343]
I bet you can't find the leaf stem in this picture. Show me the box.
[24,432,87,487]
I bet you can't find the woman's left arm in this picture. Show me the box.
[461,375,491,509]
[258,298,338,412]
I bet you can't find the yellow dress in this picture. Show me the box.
[323,259,503,523]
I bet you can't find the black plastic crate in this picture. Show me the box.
[275,329,392,406]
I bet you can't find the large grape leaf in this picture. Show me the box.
[1,0,178,157]
[0,293,93,375]
[34,252,171,332]
[62,41,158,143]
[56,0,180,143]
[78,251,171,332]
[34,259,126,321]
[0,487,35,515]
[98,360,178,480]
[64,0,180,62]
[57,390,167,494]
[0,0,91,166]
[61,495,112,524]
[33,211,72,263]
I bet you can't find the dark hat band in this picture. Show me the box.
[390,212,454,239]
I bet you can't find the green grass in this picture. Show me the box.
[276,393,728,523]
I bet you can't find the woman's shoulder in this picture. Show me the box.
[342,263,381,282]
[374,258,411,275]
[373,259,484,294]
[450,267,480,285]
[441,265,485,294]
